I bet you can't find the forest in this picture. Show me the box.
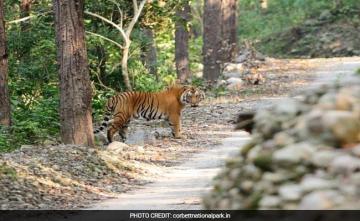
[0,0,360,212]
[0,0,359,150]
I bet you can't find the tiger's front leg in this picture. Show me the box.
[107,114,130,144]
[168,113,183,139]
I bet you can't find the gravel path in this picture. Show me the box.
[91,131,251,209]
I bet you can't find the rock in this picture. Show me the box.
[224,63,244,72]
[319,10,332,21]
[223,72,241,79]
[226,77,244,90]
[234,54,248,64]
[352,144,360,157]
[311,150,339,168]
[278,184,303,201]
[273,132,295,147]
[273,142,315,165]
[107,141,129,153]
[330,155,360,175]
[240,180,254,193]
[193,71,203,78]
[259,195,281,208]
[262,171,290,184]
[322,111,360,145]
[298,190,345,209]
[317,92,337,110]
[300,176,336,192]
[216,80,227,87]
[273,98,300,117]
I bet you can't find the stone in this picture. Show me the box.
[311,150,339,168]
[352,144,360,157]
[273,132,295,147]
[273,142,315,165]
[226,77,244,90]
[216,80,227,87]
[319,10,332,21]
[240,180,254,193]
[330,155,360,175]
[262,171,289,184]
[322,111,360,145]
[278,184,303,201]
[224,63,244,72]
[317,92,337,110]
[273,98,300,117]
[298,190,345,210]
[259,195,281,208]
[107,141,129,153]
[300,176,336,192]
[223,72,241,79]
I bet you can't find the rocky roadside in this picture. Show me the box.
[204,75,360,209]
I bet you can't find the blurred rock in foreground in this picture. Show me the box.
[204,75,360,209]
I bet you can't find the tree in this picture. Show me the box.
[85,0,147,91]
[0,0,11,126]
[220,0,237,63]
[20,0,32,31]
[53,0,94,146]
[140,27,158,78]
[175,1,191,83]
[203,0,222,83]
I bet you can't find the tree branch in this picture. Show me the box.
[85,31,124,49]
[126,0,147,36]
[85,10,128,42]
[7,11,51,24]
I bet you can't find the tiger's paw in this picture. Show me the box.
[173,134,185,139]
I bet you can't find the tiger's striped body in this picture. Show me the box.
[94,85,205,144]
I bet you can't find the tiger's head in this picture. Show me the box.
[180,86,205,107]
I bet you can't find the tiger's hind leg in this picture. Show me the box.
[107,114,130,144]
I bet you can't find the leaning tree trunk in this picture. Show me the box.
[175,1,191,83]
[121,41,132,91]
[53,0,94,146]
[203,0,222,83]
[0,0,11,126]
[140,27,158,78]
[221,0,237,63]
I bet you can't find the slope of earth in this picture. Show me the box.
[258,9,360,58]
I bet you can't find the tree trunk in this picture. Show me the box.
[175,1,191,83]
[53,0,94,146]
[203,0,222,83]
[140,27,158,78]
[0,0,11,126]
[221,0,237,63]
[20,0,31,32]
[121,41,132,91]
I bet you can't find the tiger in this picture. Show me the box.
[93,85,205,144]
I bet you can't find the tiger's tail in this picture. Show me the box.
[93,111,113,134]
[93,97,116,134]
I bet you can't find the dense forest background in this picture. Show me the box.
[0,0,359,151]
